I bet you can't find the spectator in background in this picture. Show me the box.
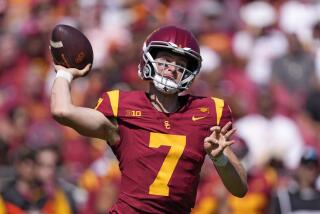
[235,87,304,170]
[33,144,78,214]
[232,1,288,86]
[278,0,318,48]
[270,147,320,213]
[288,20,320,153]
[271,33,316,116]
[0,147,39,213]
[0,145,79,214]
[304,20,320,129]
[304,80,320,150]
[6,105,29,156]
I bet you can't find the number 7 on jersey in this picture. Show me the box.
[148,133,186,196]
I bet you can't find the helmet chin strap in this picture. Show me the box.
[153,74,179,94]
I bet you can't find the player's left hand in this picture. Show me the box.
[204,121,236,158]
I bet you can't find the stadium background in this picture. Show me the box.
[0,0,320,213]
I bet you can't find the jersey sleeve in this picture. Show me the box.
[94,90,120,118]
[211,97,233,127]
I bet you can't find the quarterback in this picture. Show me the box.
[51,25,247,213]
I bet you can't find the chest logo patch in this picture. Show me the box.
[164,120,171,129]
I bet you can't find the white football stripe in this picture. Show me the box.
[50,40,63,48]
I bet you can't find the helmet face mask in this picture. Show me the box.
[138,26,202,94]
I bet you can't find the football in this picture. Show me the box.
[50,24,93,70]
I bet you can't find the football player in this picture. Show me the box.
[51,25,247,213]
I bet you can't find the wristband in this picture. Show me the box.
[56,70,73,83]
[210,154,228,167]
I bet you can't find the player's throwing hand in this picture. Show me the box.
[53,63,91,79]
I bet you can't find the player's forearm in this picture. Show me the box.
[213,149,247,197]
[51,77,74,121]
[50,78,91,131]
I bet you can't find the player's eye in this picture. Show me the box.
[156,59,168,68]
[176,65,185,73]
[155,58,186,73]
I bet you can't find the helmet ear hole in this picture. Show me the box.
[144,64,151,76]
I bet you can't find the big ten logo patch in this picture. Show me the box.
[164,121,171,129]
[126,110,142,117]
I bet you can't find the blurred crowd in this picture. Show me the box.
[0,0,320,213]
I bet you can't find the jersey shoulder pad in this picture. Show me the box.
[95,90,120,117]
[210,97,233,126]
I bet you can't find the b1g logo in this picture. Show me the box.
[126,110,142,117]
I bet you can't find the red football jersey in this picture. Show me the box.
[95,90,232,214]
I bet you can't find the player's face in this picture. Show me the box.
[154,51,188,83]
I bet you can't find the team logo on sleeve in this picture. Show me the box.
[199,107,209,113]
[192,107,209,121]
